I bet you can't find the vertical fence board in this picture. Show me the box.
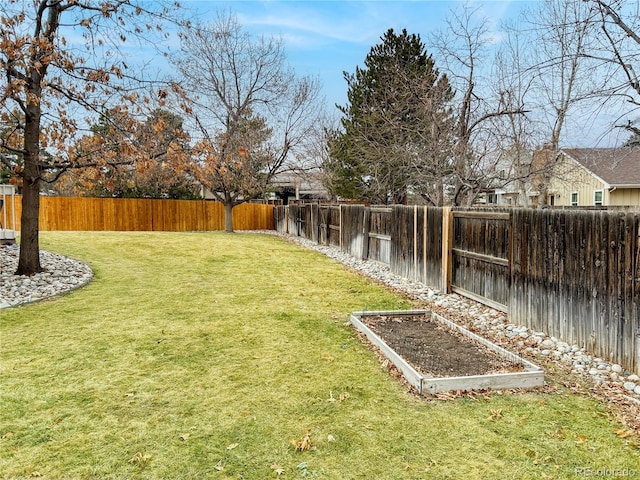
[341,205,366,259]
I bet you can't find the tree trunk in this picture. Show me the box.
[224,202,234,233]
[16,100,43,276]
[16,178,42,275]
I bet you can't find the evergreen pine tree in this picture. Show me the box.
[326,28,455,205]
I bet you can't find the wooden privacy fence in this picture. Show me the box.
[275,204,341,247]
[2,196,274,231]
[275,204,640,374]
[510,209,639,373]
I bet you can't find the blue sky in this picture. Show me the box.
[185,1,532,112]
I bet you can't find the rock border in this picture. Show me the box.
[0,244,93,309]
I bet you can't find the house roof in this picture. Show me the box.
[561,148,640,188]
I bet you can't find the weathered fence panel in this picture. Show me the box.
[327,206,341,247]
[341,205,367,259]
[423,207,443,289]
[318,206,328,244]
[368,207,392,264]
[390,206,418,280]
[307,204,319,243]
[287,204,302,236]
[510,209,640,373]
[5,196,273,231]
[451,211,511,312]
[389,206,442,288]
[274,205,287,233]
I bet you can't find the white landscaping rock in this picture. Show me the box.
[0,244,93,308]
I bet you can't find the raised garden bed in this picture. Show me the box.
[350,309,544,395]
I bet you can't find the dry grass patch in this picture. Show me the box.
[0,232,637,479]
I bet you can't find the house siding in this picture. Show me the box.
[609,188,640,206]
[548,155,607,206]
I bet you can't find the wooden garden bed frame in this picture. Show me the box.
[350,309,544,395]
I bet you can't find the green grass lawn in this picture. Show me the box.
[1,232,638,479]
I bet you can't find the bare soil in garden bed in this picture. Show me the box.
[361,314,525,378]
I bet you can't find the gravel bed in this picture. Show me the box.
[0,243,93,309]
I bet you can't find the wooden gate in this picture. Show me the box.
[449,211,511,312]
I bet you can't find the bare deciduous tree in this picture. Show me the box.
[589,0,640,138]
[491,0,606,206]
[487,27,538,207]
[174,12,323,231]
[431,4,528,206]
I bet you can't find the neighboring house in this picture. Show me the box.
[477,149,537,207]
[200,170,331,205]
[547,148,640,207]
[268,170,332,204]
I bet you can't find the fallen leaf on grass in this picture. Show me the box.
[575,434,587,445]
[179,433,190,441]
[488,409,503,421]
[214,460,224,471]
[291,429,314,452]
[271,464,285,475]
[547,428,567,439]
[614,428,634,438]
[322,353,334,362]
[327,434,336,442]
[129,451,151,465]
[47,418,63,428]
[226,443,239,450]
[327,391,350,403]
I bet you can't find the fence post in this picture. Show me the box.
[413,205,418,282]
[285,206,289,234]
[362,206,371,260]
[311,204,316,243]
[441,207,453,293]
[339,204,343,251]
[423,206,428,285]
